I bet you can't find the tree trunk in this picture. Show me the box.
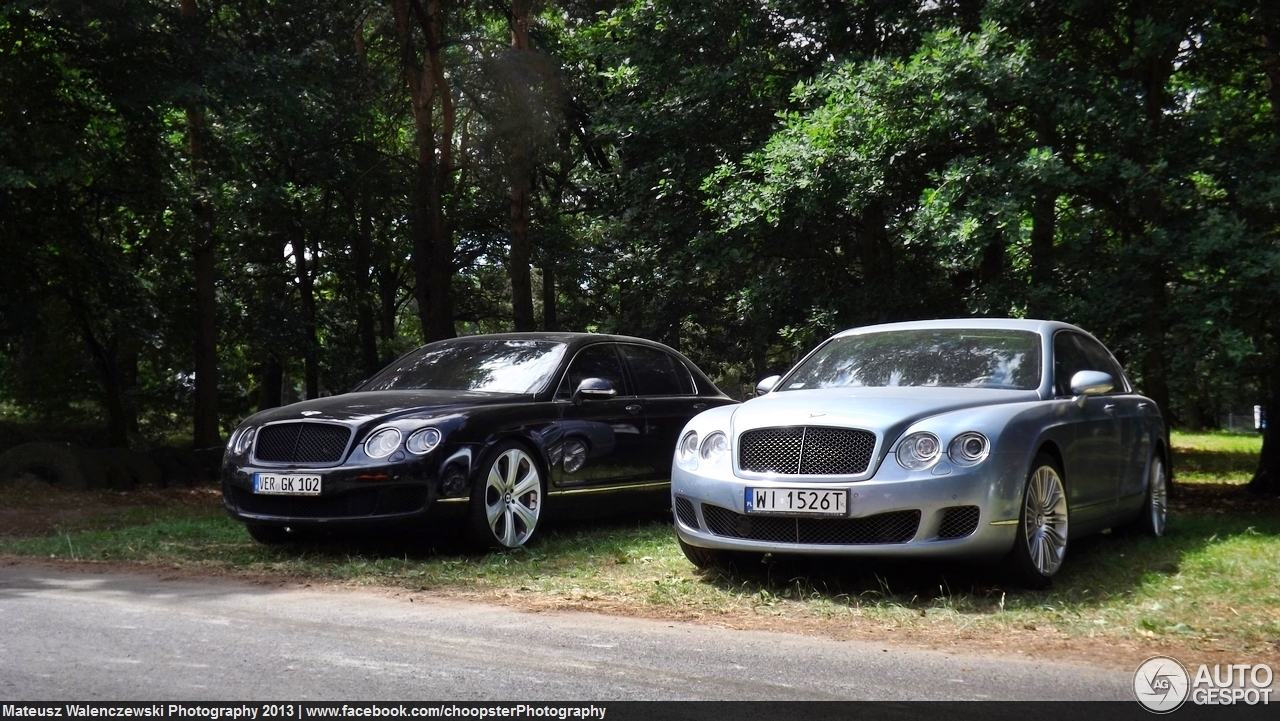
[507,0,536,331]
[183,0,220,447]
[71,309,130,448]
[541,263,556,331]
[258,354,283,411]
[1131,15,1176,429]
[1249,364,1280,496]
[509,169,535,330]
[1249,16,1280,494]
[353,195,381,377]
[394,0,456,343]
[1028,190,1056,317]
[292,229,320,399]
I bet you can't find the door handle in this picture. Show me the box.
[693,403,707,410]
[625,404,643,414]
[1137,402,1149,410]
[1103,403,1117,413]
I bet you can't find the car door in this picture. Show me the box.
[550,343,649,488]
[1074,333,1152,505]
[617,343,708,481]
[1052,331,1125,523]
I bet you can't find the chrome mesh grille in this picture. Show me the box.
[674,497,699,530]
[937,506,980,539]
[738,426,876,475]
[701,505,919,545]
[254,423,351,464]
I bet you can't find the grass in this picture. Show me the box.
[1170,430,1262,485]
[1,430,1277,667]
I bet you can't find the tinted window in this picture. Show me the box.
[556,344,628,399]
[1053,333,1091,397]
[361,340,566,394]
[1055,332,1125,396]
[620,345,693,396]
[783,329,1042,391]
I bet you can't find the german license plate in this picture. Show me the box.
[745,487,847,516]
[253,473,322,496]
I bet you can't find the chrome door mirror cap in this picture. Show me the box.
[755,375,782,396]
[1070,370,1114,397]
[573,377,617,403]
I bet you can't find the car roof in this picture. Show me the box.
[422,332,726,398]
[427,331,677,350]
[831,318,1086,338]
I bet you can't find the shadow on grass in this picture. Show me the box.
[1172,447,1257,478]
[691,485,1280,613]
[263,508,678,561]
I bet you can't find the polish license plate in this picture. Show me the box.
[253,473,322,496]
[745,487,848,516]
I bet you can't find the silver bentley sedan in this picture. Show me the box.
[671,319,1168,587]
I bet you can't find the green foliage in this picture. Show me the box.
[1,0,1279,452]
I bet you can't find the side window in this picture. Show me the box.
[556,344,627,400]
[1052,333,1090,397]
[619,344,693,396]
[1075,335,1128,392]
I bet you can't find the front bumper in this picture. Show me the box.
[671,455,1024,560]
[221,449,474,528]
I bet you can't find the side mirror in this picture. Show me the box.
[755,375,781,396]
[1069,370,1114,398]
[573,377,617,404]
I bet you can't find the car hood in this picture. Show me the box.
[731,387,1041,439]
[244,390,528,427]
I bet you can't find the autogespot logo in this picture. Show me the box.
[1135,655,1191,713]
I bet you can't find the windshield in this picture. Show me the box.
[782,329,1042,391]
[360,340,568,394]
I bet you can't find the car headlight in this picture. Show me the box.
[948,432,990,466]
[678,431,699,462]
[405,427,442,455]
[232,427,256,456]
[895,431,941,470]
[699,431,729,461]
[364,427,402,459]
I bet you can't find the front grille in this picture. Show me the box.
[228,485,427,519]
[738,426,876,475]
[702,504,919,545]
[254,423,351,464]
[938,506,980,539]
[674,496,699,530]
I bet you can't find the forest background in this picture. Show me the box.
[2,0,1279,491]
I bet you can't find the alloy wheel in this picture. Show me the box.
[482,447,542,548]
[1023,464,1069,577]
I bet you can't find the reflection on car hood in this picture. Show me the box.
[245,390,527,426]
[731,387,1041,436]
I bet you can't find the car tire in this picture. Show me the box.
[245,523,291,545]
[468,441,545,550]
[1135,453,1169,538]
[1004,453,1070,589]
